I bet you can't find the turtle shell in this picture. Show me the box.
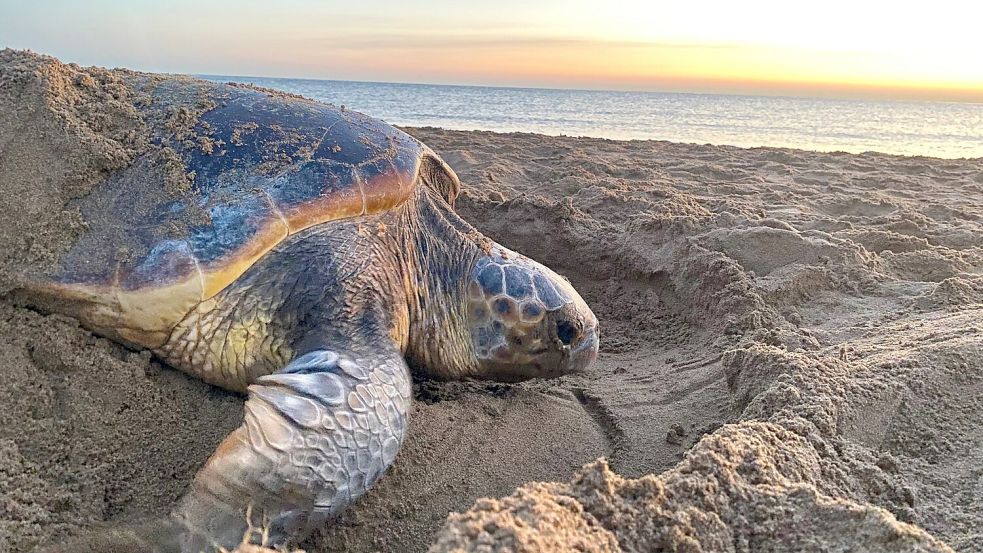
[37,77,434,347]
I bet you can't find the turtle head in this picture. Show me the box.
[464,247,599,381]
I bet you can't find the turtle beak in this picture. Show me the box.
[567,327,599,374]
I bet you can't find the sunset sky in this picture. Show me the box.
[2,0,981,102]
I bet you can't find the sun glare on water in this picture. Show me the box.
[540,0,983,99]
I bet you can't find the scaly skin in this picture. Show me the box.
[157,185,485,391]
[155,186,485,547]
[174,344,413,549]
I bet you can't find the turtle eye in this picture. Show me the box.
[556,320,579,345]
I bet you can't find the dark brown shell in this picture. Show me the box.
[40,77,429,346]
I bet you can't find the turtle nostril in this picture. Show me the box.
[556,320,578,345]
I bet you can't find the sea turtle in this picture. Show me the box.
[11,71,599,550]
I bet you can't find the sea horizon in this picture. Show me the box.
[202,74,983,160]
[202,73,983,107]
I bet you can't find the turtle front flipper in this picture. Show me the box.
[173,345,411,551]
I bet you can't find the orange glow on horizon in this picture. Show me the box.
[273,37,983,102]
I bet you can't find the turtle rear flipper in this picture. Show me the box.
[173,344,411,550]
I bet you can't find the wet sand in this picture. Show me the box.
[1,52,981,552]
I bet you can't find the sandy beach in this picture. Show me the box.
[1,54,982,552]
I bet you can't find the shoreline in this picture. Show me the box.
[404,125,983,162]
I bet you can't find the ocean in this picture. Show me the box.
[203,76,983,159]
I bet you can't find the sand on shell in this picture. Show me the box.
[1,52,982,553]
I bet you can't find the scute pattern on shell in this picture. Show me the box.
[57,79,425,296]
[39,77,431,347]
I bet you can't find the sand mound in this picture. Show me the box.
[0,303,242,552]
[0,54,981,553]
[432,442,946,553]
[0,49,146,290]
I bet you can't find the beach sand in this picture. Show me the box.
[1,52,981,552]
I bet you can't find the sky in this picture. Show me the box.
[2,0,981,102]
